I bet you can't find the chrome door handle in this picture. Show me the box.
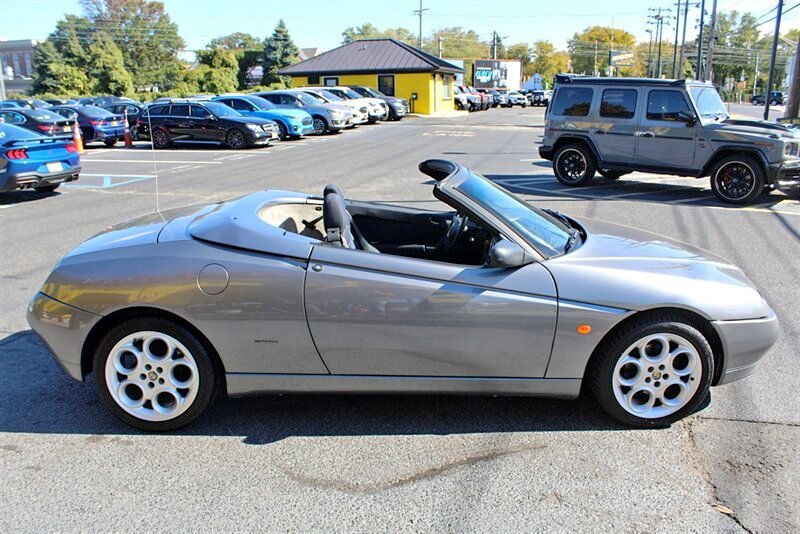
[311,264,323,272]
[636,131,655,138]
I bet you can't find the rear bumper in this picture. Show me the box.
[712,309,779,385]
[27,292,102,382]
[538,146,554,161]
[0,165,81,192]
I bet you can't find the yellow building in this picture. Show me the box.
[279,39,463,115]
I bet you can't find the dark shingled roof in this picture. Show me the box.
[279,39,464,76]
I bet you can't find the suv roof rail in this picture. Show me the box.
[554,73,697,87]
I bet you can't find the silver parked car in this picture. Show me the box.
[28,160,778,431]
[254,90,351,135]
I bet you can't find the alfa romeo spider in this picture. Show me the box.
[28,160,779,430]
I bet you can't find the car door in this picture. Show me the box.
[304,246,558,378]
[592,87,639,164]
[635,89,697,170]
[189,104,222,142]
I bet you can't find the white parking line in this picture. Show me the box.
[80,159,223,164]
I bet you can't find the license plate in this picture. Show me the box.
[111,121,118,126]
[64,125,71,132]
[46,162,62,173]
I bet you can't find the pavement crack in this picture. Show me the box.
[276,444,545,494]
[695,415,799,428]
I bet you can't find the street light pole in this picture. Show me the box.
[672,0,681,77]
[678,0,690,77]
[764,0,784,121]
[646,29,654,77]
[704,0,718,82]
[696,0,706,79]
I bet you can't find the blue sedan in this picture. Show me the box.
[212,95,314,139]
[49,105,126,147]
[0,123,81,193]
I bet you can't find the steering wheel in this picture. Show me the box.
[443,213,468,250]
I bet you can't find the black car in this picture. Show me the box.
[0,107,74,137]
[103,102,147,138]
[135,100,280,149]
[752,91,786,106]
[44,99,77,106]
[49,105,126,146]
[347,86,409,120]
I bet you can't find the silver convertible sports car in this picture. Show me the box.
[28,160,779,431]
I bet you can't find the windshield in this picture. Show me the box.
[317,90,343,102]
[83,105,114,117]
[340,88,362,99]
[294,93,320,106]
[454,172,574,256]
[689,87,728,119]
[204,101,241,118]
[245,95,277,110]
[302,91,328,103]
[363,87,386,98]
[29,109,62,120]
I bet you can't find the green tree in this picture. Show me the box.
[341,23,416,45]
[31,41,65,94]
[207,32,262,50]
[80,0,185,90]
[43,63,93,95]
[568,26,636,76]
[529,40,569,81]
[196,48,239,93]
[87,32,134,95]
[505,42,532,75]
[262,19,299,86]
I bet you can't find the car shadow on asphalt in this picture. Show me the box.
[483,173,794,208]
[0,330,631,443]
[0,190,62,206]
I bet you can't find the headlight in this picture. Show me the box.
[245,124,262,132]
[784,143,794,156]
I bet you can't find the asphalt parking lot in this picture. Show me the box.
[1,107,798,532]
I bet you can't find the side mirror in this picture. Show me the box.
[488,238,528,268]
[678,110,696,126]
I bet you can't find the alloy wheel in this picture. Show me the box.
[714,162,756,202]
[556,149,588,183]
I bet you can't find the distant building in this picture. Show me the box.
[0,39,37,79]
[279,39,463,114]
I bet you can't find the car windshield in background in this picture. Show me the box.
[204,102,240,118]
[245,95,277,110]
[318,90,343,102]
[455,172,573,256]
[29,110,63,120]
[363,87,386,98]
[83,105,114,117]
[294,93,320,106]
[341,88,363,99]
[689,87,729,119]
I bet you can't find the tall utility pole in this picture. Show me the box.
[438,37,443,58]
[696,0,706,79]
[784,35,800,119]
[594,40,599,76]
[764,0,784,121]
[413,0,429,49]
[0,56,6,101]
[649,7,670,78]
[753,51,760,96]
[704,0,718,82]
[492,31,497,60]
[678,0,691,78]
[646,29,654,77]
[672,0,682,78]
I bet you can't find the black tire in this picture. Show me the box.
[709,154,765,205]
[770,99,778,106]
[104,139,117,147]
[93,317,217,431]
[276,121,288,141]
[751,99,758,106]
[312,115,328,135]
[553,143,597,186]
[589,314,714,428]
[598,169,629,180]
[226,128,248,149]
[152,128,170,149]
[34,184,60,193]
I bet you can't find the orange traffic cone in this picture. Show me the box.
[73,119,84,154]
[123,109,133,148]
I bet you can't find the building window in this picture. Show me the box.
[12,54,21,77]
[308,75,319,84]
[443,75,452,99]
[24,53,32,76]
[323,76,339,87]
[378,75,395,96]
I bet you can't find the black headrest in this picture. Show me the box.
[322,183,354,248]
[324,183,345,198]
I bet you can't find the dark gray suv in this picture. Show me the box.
[539,75,800,204]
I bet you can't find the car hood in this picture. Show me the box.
[544,217,770,320]
[260,108,310,121]
[225,115,275,126]
[704,118,800,141]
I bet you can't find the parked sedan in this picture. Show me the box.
[211,94,314,140]
[0,108,74,137]
[0,123,80,193]
[318,86,389,123]
[255,90,350,135]
[348,86,409,120]
[49,105,126,147]
[27,159,777,431]
[135,100,279,149]
[298,88,369,126]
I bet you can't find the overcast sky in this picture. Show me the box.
[1,0,796,54]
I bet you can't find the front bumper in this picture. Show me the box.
[27,292,102,381]
[768,159,800,188]
[1,165,81,192]
[712,309,779,385]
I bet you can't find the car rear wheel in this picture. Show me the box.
[104,139,117,147]
[770,99,778,106]
[553,144,596,186]
[226,128,247,149]
[93,318,216,431]
[34,184,60,193]
[312,116,328,135]
[751,99,759,105]
[710,154,765,204]
[589,315,713,428]
[152,128,170,149]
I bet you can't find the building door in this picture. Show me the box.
[378,75,395,96]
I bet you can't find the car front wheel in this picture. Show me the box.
[589,315,713,428]
[553,144,596,186]
[93,318,216,431]
[710,154,765,204]
[312,116,328,135]
[226,128,248,149]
